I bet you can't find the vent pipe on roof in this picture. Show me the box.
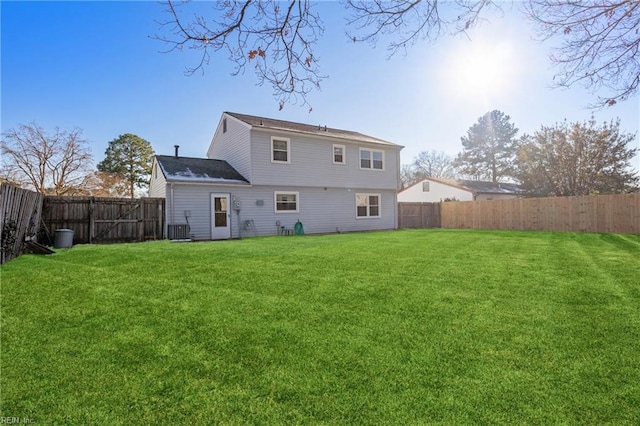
[324,125,327,131]
[174,145,180,158]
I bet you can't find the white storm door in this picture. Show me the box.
[211,193,231,239]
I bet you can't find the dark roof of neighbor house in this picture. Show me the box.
[225,112,403,148]
[156,155,249,184]
[428,177,521,195]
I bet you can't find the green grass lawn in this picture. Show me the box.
[1,229,639,424]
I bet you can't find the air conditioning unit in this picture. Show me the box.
[168,224,191,240]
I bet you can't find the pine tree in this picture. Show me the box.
[97,134,155,198]
[455,110,519,182]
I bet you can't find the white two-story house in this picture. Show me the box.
[149,112,404,239]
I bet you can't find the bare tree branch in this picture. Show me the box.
[154,0,325,109]
[345,0,497,57]
[155,0,639,109]
[525,0,640,107]
[1,123,93,195]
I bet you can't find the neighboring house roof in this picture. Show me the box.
[156,155,250,184]
[401,177,521,195]
[225,111,403,148]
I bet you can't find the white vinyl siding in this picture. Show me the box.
[208,114,252,181]
[271,137,290,163]
[333,144,346,164]
[274,191,299,213]
[356,193,381,218]
[148,159,167,198]
[250,130,400,190]
[165,184,397,239]
[397,179,474,202]
[360,148,384,170]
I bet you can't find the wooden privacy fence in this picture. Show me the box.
[438,194,640,234]
[397,202,441,229]
[41,196,165,244]
[0,184,44,264]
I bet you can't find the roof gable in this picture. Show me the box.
[225,112,402,148]
[156,155,249,184]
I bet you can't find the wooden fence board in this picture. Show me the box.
[397,202,441,229]
[400,193,640,234]
[0,184,44,264]
[41,196,165,244]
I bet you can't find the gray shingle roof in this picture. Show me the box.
[428,177,521,194]
[156,155,249,184]
[226,112,402,147]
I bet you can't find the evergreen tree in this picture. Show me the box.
[97,133,154,198]
[455,110,518,182]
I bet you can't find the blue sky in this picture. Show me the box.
[2,1,639,171]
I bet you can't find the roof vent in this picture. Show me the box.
[174,145,179,158]
[260,119,263,126]
[324,125,327,131]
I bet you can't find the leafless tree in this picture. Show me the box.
[413,150,456,179]
[76,171,131,197]
[157,0,639,109]
[155,0,325,110]
[1,123,93,195]
[345,0,496,56]
[526,0,640,107]
[401,150,456,187]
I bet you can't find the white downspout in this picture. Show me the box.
[170,183,175,224]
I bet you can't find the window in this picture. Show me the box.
[223,118,227,133]
[275,191,299,213]
[360,148,384,170]
[422,182,430,192]
[356,193,380,218]
[333,144,346,164]
[271,137,290,163]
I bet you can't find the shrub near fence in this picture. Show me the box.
[438,193,640,234]
[0,184,44,264]
[41,196,165,244]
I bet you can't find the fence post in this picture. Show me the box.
[88,197,95,244]
[138,198,145,242]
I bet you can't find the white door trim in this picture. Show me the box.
[211,193,231,239]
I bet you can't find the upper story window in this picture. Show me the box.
[422,182,430,192]
[274,191,299,213]
[223,118,227,133]
[271,137,290,163]
[333,144,346,164]
[360,148,384,170]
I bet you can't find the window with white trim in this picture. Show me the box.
[360,148,384,170]
[275,191,299,213]
[356,193,380,218]
[422,182,430,192]
[333,144,346,164]
[271,137,290,163]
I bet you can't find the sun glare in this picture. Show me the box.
[446,41,514,99]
